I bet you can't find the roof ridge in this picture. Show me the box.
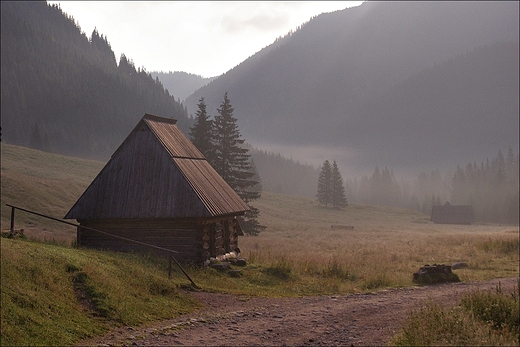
[143,113,177,124]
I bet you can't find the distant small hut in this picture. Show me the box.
[64,114,250,263]
[431,202,475,225]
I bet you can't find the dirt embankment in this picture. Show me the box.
[82,277,518,347]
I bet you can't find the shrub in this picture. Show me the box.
[263,258,292,280]
[392,281,519,346]
[460,281,519,339]
[322,258,357,281]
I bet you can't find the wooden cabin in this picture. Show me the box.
[64,114,250,263]
[431,202,475,225]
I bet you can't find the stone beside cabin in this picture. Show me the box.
[64,114,250,263]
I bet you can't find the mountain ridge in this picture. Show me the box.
[150,71,216,102]
[183,1,519,175]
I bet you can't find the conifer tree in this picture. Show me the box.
[213,92,264,235]
[238,159,266,235]
[317,160,332,207]
[331,160,348,208]
[189,97,215,164]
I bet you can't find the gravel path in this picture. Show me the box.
[81,277,518,347]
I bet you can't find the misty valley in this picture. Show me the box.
[2,1,518,226]
[1,2,519,346]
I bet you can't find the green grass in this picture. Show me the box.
[1,237,199,346]
[391,280,519,346]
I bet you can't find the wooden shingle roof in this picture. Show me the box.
[65,114,250,220]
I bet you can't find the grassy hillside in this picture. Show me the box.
[1,143,518,345]
[1,143,104,242]
[1,142,518,281]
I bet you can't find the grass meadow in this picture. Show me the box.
[1,237,200,346]
[1,143,519,345]
[209,193,519,295]
[2,142,518,295]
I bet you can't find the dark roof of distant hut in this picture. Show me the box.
[431,202,475,225]
[64,114,250,220]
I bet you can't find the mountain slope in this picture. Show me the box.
[184,1,519,173]
[0,1,190,160]
[331,41,520,171]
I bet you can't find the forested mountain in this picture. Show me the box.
[331,41,519,172]
[2,0,518,219]
[184,1,519,175]
[150,71,215,103]
[1,1,190,160]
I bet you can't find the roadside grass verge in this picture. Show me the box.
[1,237,199,346]
[390,280,519,346]
[2,234,518,346]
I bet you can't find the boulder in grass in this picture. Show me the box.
[413,264,460,285]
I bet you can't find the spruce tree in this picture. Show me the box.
[189,97,215,163]
[317,160,332,207]
[239,159,266,235]
[331,160,348,208]
[213,92,264,235]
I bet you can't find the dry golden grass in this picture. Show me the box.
[240,191,519,290]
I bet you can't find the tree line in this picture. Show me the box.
[450,147,519,224]
[189,94,265,235]
[344,147,519,224]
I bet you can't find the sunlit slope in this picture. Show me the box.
[0,144,104,237]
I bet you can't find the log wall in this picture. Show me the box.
[78,217,242,263]
[78,218,202,262]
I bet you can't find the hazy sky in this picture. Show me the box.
[47,1,363,77]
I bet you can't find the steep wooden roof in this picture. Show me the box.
[65,114,250,220]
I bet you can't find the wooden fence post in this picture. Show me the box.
[10,206,15,235]
[168,253,172,278]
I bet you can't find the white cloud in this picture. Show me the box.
[49,1,363,77]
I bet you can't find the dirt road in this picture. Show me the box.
[83,277,518,347]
